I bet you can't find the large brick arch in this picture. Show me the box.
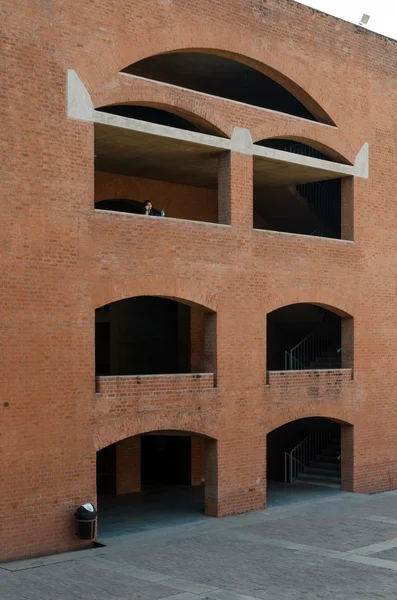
[265,286,355,318]
[94,412,218,451]
[92,75,231,138]
[94,274,218,312]
[80,23,337,126]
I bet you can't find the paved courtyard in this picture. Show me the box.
[3,487,397,599]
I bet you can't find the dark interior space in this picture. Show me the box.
[123,52,316,120]
[141,435,192,487]
[254,141,342,239]
[98,104,208,133]
[95,198,163,216]
[95,297,191,376]
[267,304,342,370]
[267,417,340,482]
[97,444,116,495]
[256,139,333,162]
[254,179,342,239]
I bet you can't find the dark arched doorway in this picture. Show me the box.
[96,431,217,539]
[266,417,353,507]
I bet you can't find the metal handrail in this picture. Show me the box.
[284,428,335,483]
[284,325,334,370]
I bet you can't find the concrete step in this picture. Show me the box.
[320,448,340,456]
[314,456,340,465]
[308,462,341,474]
[298,471,341,484]
[310,363,342,370]
[305,466,340,477]
[295,475,341,489]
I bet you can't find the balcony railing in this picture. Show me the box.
[95,373,215,406]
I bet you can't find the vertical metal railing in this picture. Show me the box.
[284,327,332,370]
[284,428,335,483]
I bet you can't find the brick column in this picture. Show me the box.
[191,435,205,486]
[204,312,217,378]
[341,316,354,372]
[341,424,354,492]
[191,308,204,372]
[204,435,265,517]
[116,436,141,494]
[218,151,253,228]
[341,176,354,241]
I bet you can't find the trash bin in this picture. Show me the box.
[75,503,97,540]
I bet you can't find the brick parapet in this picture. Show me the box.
[96,373,216,415]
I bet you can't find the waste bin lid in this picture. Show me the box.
[75,503,97,519]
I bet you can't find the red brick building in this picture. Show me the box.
[1,0,395,562]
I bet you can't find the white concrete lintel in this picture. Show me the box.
[67,69,368,180]
[92,109,231,151]
[252,143,356,177]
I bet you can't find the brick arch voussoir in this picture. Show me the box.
[80,24,337,127]
[92,77,231,138]
[266,287,355,318]
[94,412,219,451]
[94,275,218,313]
[266,403,357,434]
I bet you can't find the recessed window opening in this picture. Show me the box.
[95,297,216,377]
[254,167,342,240]
[122,52,317,121]
[267,304,342,371]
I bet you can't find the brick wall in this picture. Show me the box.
[2,0,397,561]
[95,171,217,223]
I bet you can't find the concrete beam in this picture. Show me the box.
[67,69,368,181]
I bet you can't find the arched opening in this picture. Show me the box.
[267,303,353,372]
[95,296,216,378]
[96,431,217,537]
[122,52,317,121]
[98,103,222,136]
[267,417,353,506]
[253,140,351,240]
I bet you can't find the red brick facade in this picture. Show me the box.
[1,0,396,562]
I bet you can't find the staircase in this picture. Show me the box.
[285,325,341,371]
[284,428,341,488]
[309,347,341,370]
[296,434,341,488]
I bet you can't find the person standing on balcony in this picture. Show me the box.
[143,200,154,216]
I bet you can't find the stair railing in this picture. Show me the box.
[284,326,333,370]
[284,428,335,483]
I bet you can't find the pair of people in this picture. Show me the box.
[143,201,165,217]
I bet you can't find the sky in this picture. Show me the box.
[295,0,397,40]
